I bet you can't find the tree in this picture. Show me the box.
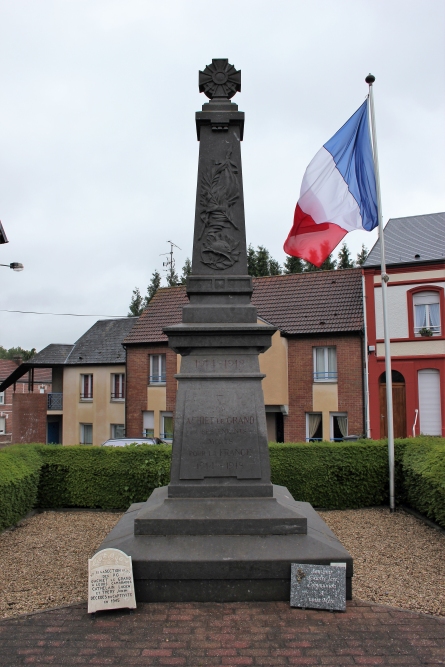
[247,244,257,276]
[180,258,192,285]
[283,255,304,274]
[144,270,161,307]
[337,243,355,269]
[247,244,282,277]
[166,265,179,287]
[304,253,337,272]
[269,258,282,276]
[356,244,369,266]
[0,346,36,361]
[128,287,144,317]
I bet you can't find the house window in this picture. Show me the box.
[111,373,125,400]
[80,374,93,400]
[149,354,166,384]
[306,413,322,441]
[330,413,348,441]
[0,392,4,405]
[413,291,441,336]
[313,347,337,382]
[161,412,173,441]
[111,424,125,438]
[80,423,93,444]
[0,416,5,435]
[143,411,154,437]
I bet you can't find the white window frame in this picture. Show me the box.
[143,410,155,438]
[0,392,4,405]
[313,347,337,382]
[0,416,6,435]
[80,374,93,400]
[160,411,173,441]
[111,373,125,401]
[306,412,323,442]
[150,354,166,385]
[111,424,125,438]
[80,423,93,445]
[413,291,441,336]
[330,412,348,441]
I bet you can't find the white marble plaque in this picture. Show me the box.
[88,548,136,614]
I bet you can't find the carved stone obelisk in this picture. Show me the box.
[98,60,353,601]
[166,59,275,499]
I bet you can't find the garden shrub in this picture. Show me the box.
[0,445,42,531]
[401,437,445,528]
[1,437,443,524]
[35,444,172,510]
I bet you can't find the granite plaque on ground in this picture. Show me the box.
[88,548,136,613]
[290,563,346,611]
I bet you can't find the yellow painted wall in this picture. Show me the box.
[313,383,338,441]
[373,269,445,284]
[62,365,126,446]
[376,339,445,357]
[259,329,288,407]
[146,386,167,438]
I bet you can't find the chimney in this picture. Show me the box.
[13,355,23,365]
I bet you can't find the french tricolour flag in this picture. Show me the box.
[284,100,378,267]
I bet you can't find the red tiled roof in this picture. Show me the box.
[0,359,18,381]
[123,269,363,344]
[0,359,51,384]
[251,268,363,334]
[124,286,189,344]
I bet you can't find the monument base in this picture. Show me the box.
[97,485,353,602]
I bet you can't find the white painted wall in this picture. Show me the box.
[374,281,444,340]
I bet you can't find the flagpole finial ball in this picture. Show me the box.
[365,74,376,85]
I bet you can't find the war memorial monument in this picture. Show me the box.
[98,59,353,602]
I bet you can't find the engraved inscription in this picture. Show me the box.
[194,358,245,373]
[290,564,346,612]
[88,548,136,614]
[179,387,262,480]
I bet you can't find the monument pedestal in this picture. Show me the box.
[97,484,353,602]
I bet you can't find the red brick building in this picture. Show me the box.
[363,212,445,438]
[123,269,365,443]
[0,358,52,445]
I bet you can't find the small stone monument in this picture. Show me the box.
[88,548,136,614]
[97,59,353,602]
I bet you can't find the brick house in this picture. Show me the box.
[363,212,445,438]
[124,269,365,443]
[0,358,52,445]
[0,318,135,445]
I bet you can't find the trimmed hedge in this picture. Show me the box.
[1,437,444,527]
[402,437,445,528]
[34,444,172,510]
[0,446,42,531]
[269,439,410,509]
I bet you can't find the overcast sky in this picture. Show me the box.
[1,0,444,352]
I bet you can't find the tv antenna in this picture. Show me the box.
[160,240,181,285]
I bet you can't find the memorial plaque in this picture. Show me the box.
[88,548,136,614]
[179,384,263,480]
[290,563,346,611]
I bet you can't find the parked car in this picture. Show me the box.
[100,437,169,447]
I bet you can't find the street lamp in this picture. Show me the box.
[0,262,24,271]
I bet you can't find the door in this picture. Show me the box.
[47,421,60,444]
[418,369,442,435]
[380,382,406,438]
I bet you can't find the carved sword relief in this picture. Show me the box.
[199,146,241,270]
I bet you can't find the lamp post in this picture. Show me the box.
[0,263,24,271]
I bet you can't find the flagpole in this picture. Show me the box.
[366,74,395,512]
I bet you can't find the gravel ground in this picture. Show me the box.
[0,507,443,620]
